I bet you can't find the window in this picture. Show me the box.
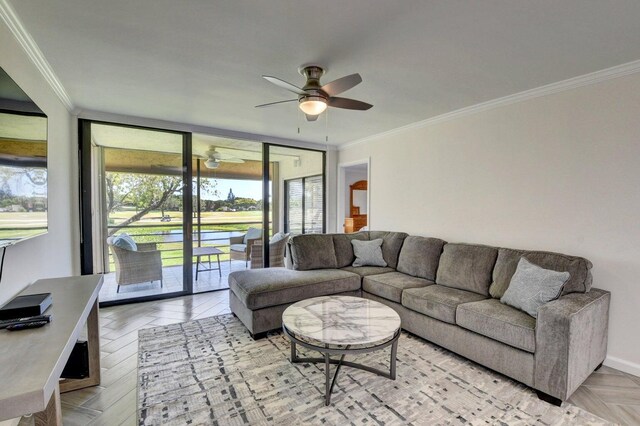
[285,175,324,234]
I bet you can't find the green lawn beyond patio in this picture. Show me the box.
[108,210,265,268]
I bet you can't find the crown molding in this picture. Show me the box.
[0,0,74,111]
[341,59,640,150]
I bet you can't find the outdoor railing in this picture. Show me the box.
[107,220,265,268]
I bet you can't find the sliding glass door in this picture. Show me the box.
[285,175,324,234]
[79,120,326,305]
[268,146,325,262]
[190,134,264,292]
[81,122,191,303]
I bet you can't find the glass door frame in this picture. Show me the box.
[79,119,193,306]
[262,143,326,268]
[79,122,327,305]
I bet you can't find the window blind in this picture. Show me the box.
[304,175,323,234]
[286,179,303,234]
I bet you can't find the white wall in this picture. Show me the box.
[339,72,640,374]
[0,25,77,305]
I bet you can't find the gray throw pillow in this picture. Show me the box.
[112,233,137,251]
[501,257,570,318]
[351,238,387,267]
[269,232,285,244]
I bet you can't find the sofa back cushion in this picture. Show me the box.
[367,231,408,269]
[436,243,498,296]
[288,234,338,270]
[490,248,593,298]
[333,232,369,268]
[396,236,446,280]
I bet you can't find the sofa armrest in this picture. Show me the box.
[534,288,610,400]
[285,242,294,269]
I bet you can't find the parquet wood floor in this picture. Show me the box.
[17,289,640,425]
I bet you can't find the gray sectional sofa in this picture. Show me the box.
[228,231,610,404]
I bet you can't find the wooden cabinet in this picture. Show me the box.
[345,215,367,233]
[344,180,367,233]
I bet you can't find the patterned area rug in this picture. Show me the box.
[138,314,609,425]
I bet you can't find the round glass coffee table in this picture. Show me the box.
[282,295,401,405]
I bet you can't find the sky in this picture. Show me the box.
[201,178,263,201]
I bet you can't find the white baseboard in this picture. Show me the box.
[604,355,640,377]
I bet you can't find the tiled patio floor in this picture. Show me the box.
[98,259,250,303]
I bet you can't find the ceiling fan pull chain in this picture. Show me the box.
[325,108,329,142]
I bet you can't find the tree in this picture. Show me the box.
[106,172,217,234]
[106,173,183,234]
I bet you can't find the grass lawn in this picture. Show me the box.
[109,210,262,225]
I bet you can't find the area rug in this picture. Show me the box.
[138,314,609,425]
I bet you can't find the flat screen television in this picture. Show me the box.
[0,67,48,247]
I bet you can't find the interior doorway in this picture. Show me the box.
[338,159,369,233]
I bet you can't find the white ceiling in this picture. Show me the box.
[9,0,640,145]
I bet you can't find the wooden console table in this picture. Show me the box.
[0,275,103,425]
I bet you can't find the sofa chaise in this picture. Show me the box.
[228,231,610,404]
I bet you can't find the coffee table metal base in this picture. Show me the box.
[283,325,400,406]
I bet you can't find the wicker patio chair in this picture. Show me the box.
[249,233,290,269]
[107,239,163,292]
[229,227,262,268]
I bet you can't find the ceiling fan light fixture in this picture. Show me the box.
[299,96,327,116]
[204,159,219,169]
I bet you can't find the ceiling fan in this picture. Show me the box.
[256,64,373,121]
[201,146,245,169]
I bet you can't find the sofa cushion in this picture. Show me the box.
[501,258,570,318]
[288,234,338,270]
[436,243,498,296]
[269,232,287,244]
[228,268,360,310]
[368,231,408,269]
[490,247,593,297]
[402,285,487,324]
[340,266,395,277]
[351,239,387,267]
[363,272,434,303]
[333,232,368,268]
[229,243,247,253]
[457,299,537,353]
[396,236,446,280]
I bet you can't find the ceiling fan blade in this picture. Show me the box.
[305,114,319,122]
[262,76,306,95]
[220,158,245,164]
[321,73,362,96]
[328,97,373,110]
[255,99,297,108]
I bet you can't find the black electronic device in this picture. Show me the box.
[61,341,89,379]
[0,293,52,320]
